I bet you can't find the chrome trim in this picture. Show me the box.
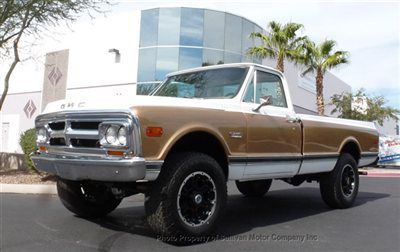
[35,110,142,156]
[31,153,146,182]
[228,153,343,180]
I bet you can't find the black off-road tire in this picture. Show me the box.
[319,153,359,209]
[57,178,121,218]
[145,152,227,239]
[235,179,272,197]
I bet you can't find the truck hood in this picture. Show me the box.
[42,95,239,114]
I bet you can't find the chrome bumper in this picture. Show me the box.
[31,153,159,182]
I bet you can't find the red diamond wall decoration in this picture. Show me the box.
[23,99,37,118]
[48,66,63,86]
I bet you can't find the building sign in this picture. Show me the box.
[23,99,37,118]
[41,49,69,112]
[48,66,63,87]
[297,72,316,94]
[378,136,400,166]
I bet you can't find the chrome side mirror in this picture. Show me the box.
[252,95,273,112]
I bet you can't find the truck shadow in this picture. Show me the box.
[88,187,389,248]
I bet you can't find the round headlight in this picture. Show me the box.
[118,126,127,146]
[105,126,118,144]
[37,128,47,144]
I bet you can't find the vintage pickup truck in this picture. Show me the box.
[32,63,378,237]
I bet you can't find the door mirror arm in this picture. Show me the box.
[252,95,273,112]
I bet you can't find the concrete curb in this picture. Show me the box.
[359,168,400,177]
[0,183,57,194]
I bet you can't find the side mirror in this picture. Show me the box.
[252,95,273,112]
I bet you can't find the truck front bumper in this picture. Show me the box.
[31,153,157,182]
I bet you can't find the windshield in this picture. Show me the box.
[153,67,249,99]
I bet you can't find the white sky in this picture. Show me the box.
[1,0,399,108]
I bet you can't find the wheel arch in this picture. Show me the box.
[339,137,362,164]
[161,129,230,178]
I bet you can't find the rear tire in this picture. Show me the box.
[319,153,359,209]
[235,179,272,197]
[145,152,227,238]
[57,178,121,218]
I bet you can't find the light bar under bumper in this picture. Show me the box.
[31,154,146,182]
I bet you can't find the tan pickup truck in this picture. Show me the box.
[32,63,378,238]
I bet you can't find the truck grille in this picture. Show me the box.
[35,111,141,156]
[45,120,101,148]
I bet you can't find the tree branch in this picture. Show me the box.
[0,8,29,110]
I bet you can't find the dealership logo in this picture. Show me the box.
[23,100,37,118]
[48,66,63,86]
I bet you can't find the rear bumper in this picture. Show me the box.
[31,153,151,182]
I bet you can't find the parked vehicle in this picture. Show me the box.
[31,63,379,237]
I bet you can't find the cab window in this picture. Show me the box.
[243,70,287,108]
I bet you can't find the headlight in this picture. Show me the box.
[118,126,127,145]
[105,126,118,144]
[37,127,48,144]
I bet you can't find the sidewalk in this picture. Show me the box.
[359,167,400,177]
[0,184,57,194]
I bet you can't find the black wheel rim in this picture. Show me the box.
[177,171,217,227]
[341,164,356,197]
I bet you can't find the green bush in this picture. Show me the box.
[19,128,38,172]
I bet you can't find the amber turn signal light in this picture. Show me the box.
[107,150,125,157]
[39,146,46,152]
[146,127,163,137]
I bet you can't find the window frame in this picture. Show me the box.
[241,69,288,109]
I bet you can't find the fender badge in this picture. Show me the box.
[229,131,242,139]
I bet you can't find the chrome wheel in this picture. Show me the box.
[341,164,356,197]
[177,171,217,227]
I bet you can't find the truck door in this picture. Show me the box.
[241,69,302,178]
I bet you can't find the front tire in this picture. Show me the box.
[235,179,272,197]
[57,178,121,218]
[319,153,359,209]
[145,152,227,238]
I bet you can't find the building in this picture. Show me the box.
[0,7,398,157]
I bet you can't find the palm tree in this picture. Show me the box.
[248,21,305,72]
[301,39,349,116]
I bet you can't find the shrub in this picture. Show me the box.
[19,128,38,172]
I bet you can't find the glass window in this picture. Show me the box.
[158,8,181,45]
[251,26,263,64]
[137,48,157,82]
[255,71,287,107]
[203,10,225,50]
[224,51,242,63]
[242,20,255,55]
[155,47,179,81]
[180,8,204,46]
[179,47,203,70]
[137,82,160,95]
[153,67,249,99]
[140,9,159,47]
[202,49,224,66]
[224,14,242,53]
[254,26,263,47]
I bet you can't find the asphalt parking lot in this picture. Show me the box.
[1,177,399,252]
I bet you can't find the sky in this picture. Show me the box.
[1,0,399,109]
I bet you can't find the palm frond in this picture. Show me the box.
[319,40,336,57]
[323,50,349,70]
[247,46,276,59]
[268,21,281,34]
[283,22,303,38]
[249,32,269,43]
